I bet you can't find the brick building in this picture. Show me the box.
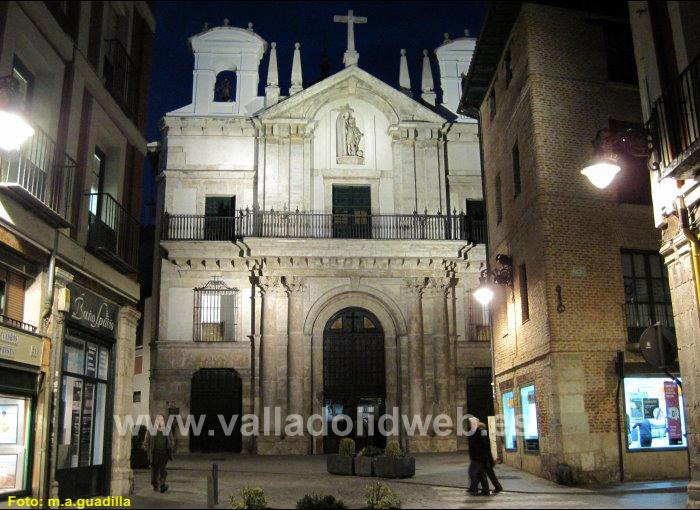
[461,2,688,484]
[628,1,700,505]
[0,1,154,500]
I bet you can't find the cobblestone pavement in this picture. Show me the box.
[129,452,687,509]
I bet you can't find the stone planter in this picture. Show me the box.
[374,455,415,479]
[354,455,375,477]
[326,454,354,476]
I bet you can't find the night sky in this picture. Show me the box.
[141,1,487,222]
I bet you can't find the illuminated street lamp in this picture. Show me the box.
[473,279,495,306]
[473,254,513,306]
[581,158,621,189]
[0,75,34,152]
[580,127,650,189]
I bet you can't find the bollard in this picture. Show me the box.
[213,463,219,504]
[207,474,215,509]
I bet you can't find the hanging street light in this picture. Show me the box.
[580,127,651,189]
[473,254,513,306]
[0,75,34,152]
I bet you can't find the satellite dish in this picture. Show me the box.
[639,324,678,370]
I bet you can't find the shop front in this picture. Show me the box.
[621,363,689,481]
[55,283,118,500]
[0,319,47,499]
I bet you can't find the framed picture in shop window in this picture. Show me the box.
[0,406,18,444]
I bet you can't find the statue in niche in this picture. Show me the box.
[216,77,232,102]
[336,107,364,164]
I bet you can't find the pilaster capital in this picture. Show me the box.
[258,276,286,296]
[403,277,427,296]
[284,276,306,295]
[118,305,141,326]
[425,277,452,296]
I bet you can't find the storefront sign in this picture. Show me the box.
[665,381,682,445]
[0,324,43,368]
[67,284,118,339]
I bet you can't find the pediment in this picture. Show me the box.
[258,66,447,124]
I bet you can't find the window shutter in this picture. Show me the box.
[221,293,237,342]
[5,272,25,321]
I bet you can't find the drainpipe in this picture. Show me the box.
[41,230,61,503]
[676,194,700,310]
[468,107,500,456]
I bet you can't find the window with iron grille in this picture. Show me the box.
[468,291,490,342]
[621,250,674,343]
[193,279,239,342]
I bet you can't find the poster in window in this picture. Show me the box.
[0,406,18,444]
[98,348,109,380]
[0,455,17,490]
[70,380,82,468]
[643,398,660,419]
[85,344,97,378]
[665,382,682,445]
[79,383,94,466]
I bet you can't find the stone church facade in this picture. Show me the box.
[150,18,490,454]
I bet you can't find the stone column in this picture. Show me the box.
[111,305,141,496]
[286,277,306,417]
[258,276,284,415]
[404,278,426,420]
[428,277,451,417]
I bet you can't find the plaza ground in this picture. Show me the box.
[129,452,687,509]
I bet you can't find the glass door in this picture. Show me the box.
[56,336,111,499]
[0,395,30,497]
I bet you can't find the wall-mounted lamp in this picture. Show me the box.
[0,75,34,152]
[580,127,651,189]
[473,254,513,306]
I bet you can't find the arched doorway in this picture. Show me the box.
[189,368,242,453]
[323,308,386,453]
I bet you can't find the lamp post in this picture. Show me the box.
[580,127,651,189]
[0,75,34,152]
[473,254,514,305]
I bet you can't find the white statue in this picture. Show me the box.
[336,108,364,163]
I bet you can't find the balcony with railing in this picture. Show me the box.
[87,193,139,273]
[647,54,700,179]
[103,39,136,118]
[162,208,487,243]
[0,123,76,227]
[0,314,37,334]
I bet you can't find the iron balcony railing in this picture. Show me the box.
[648,54,700,174]
[103,39,136,117]
[162,209,487,243]
[0,122,76,227]
[0,314,37,334]
[87,193,139,273]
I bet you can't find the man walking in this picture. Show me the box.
[467,417,503,496]
[146,414,174,493]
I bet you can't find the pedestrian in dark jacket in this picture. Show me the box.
[145,415,174,493]
[467,417,503,496]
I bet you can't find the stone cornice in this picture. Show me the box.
[164,254,475,279]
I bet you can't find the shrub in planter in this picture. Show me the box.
[374,440,415,479]
[326,438,356,476]
[365,481,401,509]
[229,486,267,509]
[355,445,383,477]
[296,493,347,509]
